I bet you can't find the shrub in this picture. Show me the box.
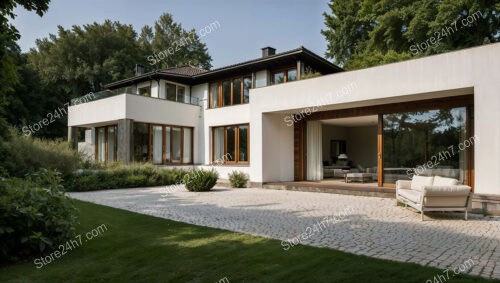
[3,128,80,178]
[183,169,219,192]
[64,163,188,192]
[0,169,78,262]
[228,171,249,188]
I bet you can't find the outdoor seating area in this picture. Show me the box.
[396,175,472,221]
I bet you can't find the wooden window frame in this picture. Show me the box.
[271,66,297,85]
[147,124,194,165]
[209,74,252,108]
[95,125,118,163]
[211,123,250,165]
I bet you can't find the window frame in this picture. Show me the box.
[271,67,298,85]
[95,125,118,163]
[165,82,188,103]
[209,74,252,108]
[211,123,250,165]
[147,123,194,165]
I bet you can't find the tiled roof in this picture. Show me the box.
[161,66,207,76]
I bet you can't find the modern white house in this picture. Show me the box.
[68,43,500,214]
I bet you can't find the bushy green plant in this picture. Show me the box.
[183,169,218,192]
[228,171,249,188]
[0,169,78,262]
[65,163,188,191]
[4,128,80,178]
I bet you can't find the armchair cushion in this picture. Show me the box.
[432,176,459,186]
[397,189,422,203]
[411,175,434,191]
[423,185,471,196]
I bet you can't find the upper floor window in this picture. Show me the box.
[272,68,298,85]
[165,83,187,103]
[138,85,151,97]
[210,75,252,108]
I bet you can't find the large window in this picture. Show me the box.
[272,67,297,85]
[212,124,249,164]
[132,123,193,165]
[383,107,467,184]
[95,125,117,163]
[133,123,149,162]
[209,75,252,108]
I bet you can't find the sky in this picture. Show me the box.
[12,0,331,69]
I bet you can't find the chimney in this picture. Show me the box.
[135,64,145,76]
[261,46,276,58]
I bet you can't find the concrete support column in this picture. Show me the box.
[68,126,78,150]
[117,119,133,164]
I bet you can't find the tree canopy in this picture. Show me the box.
[2,12,212,138]
[322,0,500,70]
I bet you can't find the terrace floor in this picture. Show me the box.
[70,186,500,279]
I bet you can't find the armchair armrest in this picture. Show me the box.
[423,185,471,196]
[396,180,411,190]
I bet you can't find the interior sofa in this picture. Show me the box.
[396,175,472,221]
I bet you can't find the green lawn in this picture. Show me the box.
[0,200,496,283]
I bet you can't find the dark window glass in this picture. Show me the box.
[138,86,151,97]
[287,69,297,82]
[166,83,176,101]
[226,126,236,161]
[177,86,185,103]
[238,125,248,162]
[273,72,285,84]
[243,77,251,104]
[222,80,231,106]
[133,123,149,162]
[233,78,241,105]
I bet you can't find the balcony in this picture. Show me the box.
[70,87,200,106]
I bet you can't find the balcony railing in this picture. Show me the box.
[70,87,200,106]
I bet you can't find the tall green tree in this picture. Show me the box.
[142,13,212,70]
[29,21,143,98]
[322,0,499,70]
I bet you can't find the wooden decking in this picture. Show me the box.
[263,179,395,198]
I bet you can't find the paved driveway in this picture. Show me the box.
[70,186,500,279]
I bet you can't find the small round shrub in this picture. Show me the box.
[228,171,249,188]
[0,169,78,262]
[183,169,219,192]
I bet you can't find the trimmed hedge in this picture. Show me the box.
[64,163,187,192]
[0,169,78,262]
[183,169,219,192]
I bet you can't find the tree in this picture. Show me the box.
[29,21,143,98]
[0,0,50,96]
[142,13,212,70]
[322,0,500,70]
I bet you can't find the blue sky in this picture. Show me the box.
[13,0,331,68]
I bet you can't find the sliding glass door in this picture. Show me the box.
[383,107,468,184]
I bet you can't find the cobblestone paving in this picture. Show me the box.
[70,186,500,279]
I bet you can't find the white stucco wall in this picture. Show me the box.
[249,43,500,196]
[68,94,127,127]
